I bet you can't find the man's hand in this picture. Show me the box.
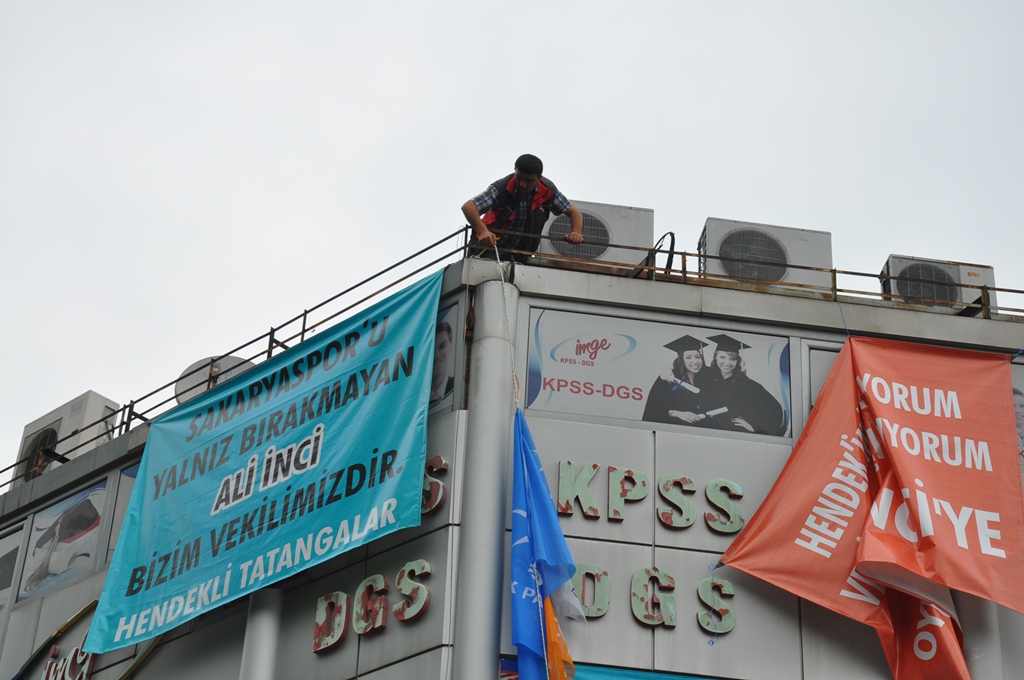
[476,227,498,248]
[462,199,498,249]
[564,205,584,244]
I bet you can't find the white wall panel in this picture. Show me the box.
[0,597,40,678]
[358,529,454,674]
[524,416,656,546]
[653,430,791,553]
[652,549,801,680]
[274,562,363,680]
[141,608,246,680]
[501,536,656,670]
[801,600,890,680]
[359,646,448,680]
[31,570,106,652]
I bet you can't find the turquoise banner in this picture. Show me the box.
[86,271,444,653]
[574,665,703,680]
[500,659,704,680]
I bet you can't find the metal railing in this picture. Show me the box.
[4,226,1022,490]
[0,228,468,491]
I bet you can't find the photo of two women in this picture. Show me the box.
[642,333,788,436]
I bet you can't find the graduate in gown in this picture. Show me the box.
[701,334,787,436]
[642,335,711,426]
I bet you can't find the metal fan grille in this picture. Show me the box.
[20,426,59,480]
[895,263,959,306]
[718,228,789,282]
[547,210,611,259]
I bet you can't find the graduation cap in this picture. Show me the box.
[663,335,708,354]
[707,333,751,353]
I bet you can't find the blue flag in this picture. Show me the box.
[511,408,577,680]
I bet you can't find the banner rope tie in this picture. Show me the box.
[837,299,852,337]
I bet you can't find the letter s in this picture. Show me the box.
[421,456,448,515]
[704,478,745,534]
[697,576,736,634]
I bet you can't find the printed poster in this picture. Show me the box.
[429,304,458,410]
[526,309,791,436]
[19,480,107,601]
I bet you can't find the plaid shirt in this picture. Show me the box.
[472,183,572,234]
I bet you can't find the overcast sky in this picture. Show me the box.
[2,2,1023,479]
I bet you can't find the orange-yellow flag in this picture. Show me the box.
[544,598,575,680]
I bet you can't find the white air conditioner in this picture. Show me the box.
[539,200,654,266]
[15,391,120,484]
[880,255,997,310]
[698,218,834,291]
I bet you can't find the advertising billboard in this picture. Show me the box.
[526,309,791,436]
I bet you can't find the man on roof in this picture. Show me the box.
[462,153,584,263]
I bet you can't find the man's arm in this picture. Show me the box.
[461,200,497,248]
[564,205,584,244]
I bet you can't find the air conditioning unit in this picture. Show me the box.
[880,255,997,311]
[698,218,834,291]
[15,391,120,484]
[539,200,654,267]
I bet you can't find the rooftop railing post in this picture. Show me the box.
[122,401,135,436]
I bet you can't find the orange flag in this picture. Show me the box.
[882,589,969,680]
[722,337,1024,680]
[544,598,575,680]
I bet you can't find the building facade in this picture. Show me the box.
[1,243,1023,680]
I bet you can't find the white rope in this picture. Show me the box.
[491,243,521,409]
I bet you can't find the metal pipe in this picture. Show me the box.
[451,279,519,680]
[952,591,1006,679]
[238,588,284,680]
